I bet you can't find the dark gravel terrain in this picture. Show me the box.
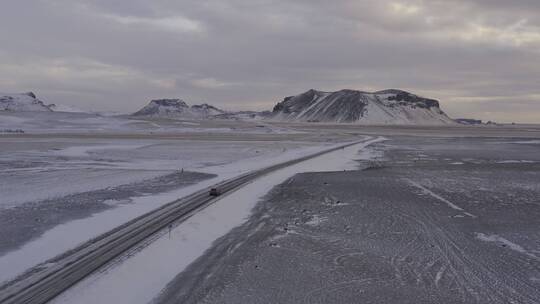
[154,137,540,304]
[0,171,214,256]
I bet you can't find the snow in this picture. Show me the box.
[0,92,51,112]
[475,233,539,260]
[47,104,87,113]
[0,139,359,284]
[0,178,217,284]
[133,99,225,119]
[0,112,134,133]
[405,178,476,218]
[0,139,321,208]
[362,99,453,125]
[0,168,164,209]
[53,144,150,158]
[270,89,455,125]
[513,140,540,144]
[495,160,536,164]
[50,137,386,304]
[305,214,328,226]
[0,111,301,134]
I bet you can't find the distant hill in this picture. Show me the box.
[455,118,483,125]
[132,99,226,119]
[0,92,52,112]
[270,89,455,125]
[214,111,272,121]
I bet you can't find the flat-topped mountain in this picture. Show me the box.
[270,89,455,125]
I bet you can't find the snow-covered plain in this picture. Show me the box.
[0,136,356,284]
[0,139,317,207]
[51,137,385,304]
[0,111,300,134]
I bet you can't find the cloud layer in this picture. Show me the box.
[1,0,539,122]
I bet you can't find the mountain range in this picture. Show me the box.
[1,89,458,125]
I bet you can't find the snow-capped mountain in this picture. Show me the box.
[132,99,189,116]
[270,89,455,125]
[132,98,226,119]
[0,92,52,112]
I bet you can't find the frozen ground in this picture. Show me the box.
[0,111,300,134]
[0,171,214,256]
[51,138,385,304]
[151,136,540,304]
[0,132,355,284]
[0,138,326,207]
[1,121,539,303]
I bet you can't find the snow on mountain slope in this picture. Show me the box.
[132,99,226,119]
[47,103,86,113]
[132,99,190,116]
[190,103,225,117]
[270,89,455,125]
[0,92,52,112]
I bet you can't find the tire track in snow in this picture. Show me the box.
[404,178,476,218]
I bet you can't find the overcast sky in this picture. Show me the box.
[1,1,539,122]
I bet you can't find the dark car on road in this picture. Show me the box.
[209,188,221,197]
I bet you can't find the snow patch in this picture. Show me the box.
[513,140,540,145]
[496,160,536,164]
[405,178,476,218]
[305,214,328,227]
[475,233,539,260]
[53,144,150,158]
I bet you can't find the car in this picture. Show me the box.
[209,188,221,197]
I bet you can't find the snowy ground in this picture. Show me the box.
[0,111,300,134]
[1,119,539,303]
[0,132,356,285]
[149,136,540,304]
[50,138,385,304]
[0,138,325,207]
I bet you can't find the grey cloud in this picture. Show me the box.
[0,0,538,122]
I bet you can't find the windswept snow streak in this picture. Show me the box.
[404,178,476,218]
[475,233,539,260]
